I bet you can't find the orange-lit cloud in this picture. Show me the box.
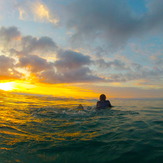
[18,0,59,24]
[0,25,163,98]
[0,26,102,84]
[0,55,22,80]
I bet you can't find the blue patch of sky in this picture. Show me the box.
[142,36,163,55]
[121,37,162,67]
[127,0,148,15]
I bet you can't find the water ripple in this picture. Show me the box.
[0,94,163,162]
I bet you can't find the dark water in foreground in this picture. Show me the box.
[0,92,163,163]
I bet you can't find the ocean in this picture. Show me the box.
[0,92,163,163]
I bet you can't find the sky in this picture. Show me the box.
[0,0,163,99]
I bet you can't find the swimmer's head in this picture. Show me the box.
[99,94,106,101]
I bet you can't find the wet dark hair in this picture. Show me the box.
[100,94,106,101]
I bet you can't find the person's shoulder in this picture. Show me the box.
[106,100,112,106]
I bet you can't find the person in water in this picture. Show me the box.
[96,94,112,109]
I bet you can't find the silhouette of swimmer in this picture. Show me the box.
[96,94,112,110]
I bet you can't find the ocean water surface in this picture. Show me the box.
[0,92,163,163]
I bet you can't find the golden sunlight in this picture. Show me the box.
[2,80,99,99]
[0,82,15,91]
[35,2,59,24]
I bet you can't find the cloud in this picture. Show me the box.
[2,0,163,53]
[146,0,163,30]
[0,26,101,83]
[20,36,57,55]
[0,55,22,80]
[18,50,102,84]
[0,26,57,57]
[1,0,163,53]
[39,67,102,83]
[96,59,128,71]
[51,0,163,50]
[106,66,163,83]
[55,50,91,70]
[0,26,57,81]
[95,56,144,75]
[150,55,163,69]
[39,50,102,83]
[94,55,163,84]
[0,26,21,43]
[0,26,162,86]
[17,0,59,24]
[17,54,54,73]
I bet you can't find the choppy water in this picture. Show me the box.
[0,92,163,163]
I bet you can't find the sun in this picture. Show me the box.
[0,82,15,91]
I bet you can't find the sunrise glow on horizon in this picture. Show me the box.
[0,82,15,91]
[0,0,163,99]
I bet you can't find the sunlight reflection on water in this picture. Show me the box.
[0,92,163,163]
